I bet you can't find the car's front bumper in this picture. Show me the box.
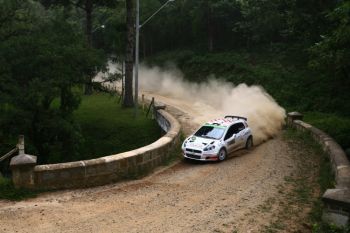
[183,149,218,161]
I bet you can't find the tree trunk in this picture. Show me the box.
[84,0,94,95]
[207,2,214,52]
[60,85,74,115]
[123,0,135,107]
[85,0,93,46]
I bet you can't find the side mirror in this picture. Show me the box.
[227,134,236,142]
[227,134,236,145]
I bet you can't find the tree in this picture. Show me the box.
[309,1,350,114]
[40,0,116,95]
[309,1,350,80]
[123,0,135,107]
[0,0,105,163]
[235,0,287,47]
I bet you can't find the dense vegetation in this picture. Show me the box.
[0,0,105,164]
[146,48,350,152]
[137,0,349,153]
[0,0,349,166]
[0,0,158,167]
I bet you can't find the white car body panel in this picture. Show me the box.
[182,116,253,161]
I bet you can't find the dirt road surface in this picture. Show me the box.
[0,93,306,233]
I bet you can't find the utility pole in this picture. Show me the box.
[134,0,175,117]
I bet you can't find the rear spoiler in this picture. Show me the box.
[224,115,247,121]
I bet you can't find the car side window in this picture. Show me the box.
[236,123,245,133]
[224,123,246,140]
[224,126,235,140]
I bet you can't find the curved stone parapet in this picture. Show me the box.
[288,112,350,227]
[27,108,181,190]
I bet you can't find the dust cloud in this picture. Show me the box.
[138,65,286,144]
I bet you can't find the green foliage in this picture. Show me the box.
[0,176,37,200]
[304,112,350,152]
[312,223,350,233]
[93,5,126,55]
[236,0,287,45]
[146,48,320,110]
[59,94,160,163]
[309,1,350,84]
[0,0,348,167]
[0,0,106,164]
[95,0,336,55]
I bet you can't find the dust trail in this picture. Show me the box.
[138,65,286,144]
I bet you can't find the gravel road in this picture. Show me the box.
[0,93,305,233]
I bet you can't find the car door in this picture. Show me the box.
[234,123,246,148]
[224,125,238,153]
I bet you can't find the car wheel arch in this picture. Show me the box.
[220,146,227,153]
[245,136,253,149]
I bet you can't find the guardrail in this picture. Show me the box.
[0,148,18,164]
[287,112,350,227]
[0,135,26,163]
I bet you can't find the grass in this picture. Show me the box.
[258,128,337,232]
[281,128,350,233]
[70,93,161,162]
[284,128,335,193]
[0,176,37,200]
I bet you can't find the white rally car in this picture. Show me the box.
[182,116,253,161]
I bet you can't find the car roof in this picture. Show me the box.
[205,117,246,128]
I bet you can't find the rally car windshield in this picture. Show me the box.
[194,125,225,140]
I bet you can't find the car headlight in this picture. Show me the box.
[182,140,188,148]
[203,145,215,151]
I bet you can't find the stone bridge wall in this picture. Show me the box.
[288,112,350,226]
[11,108,181,190]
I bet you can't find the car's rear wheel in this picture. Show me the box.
[245,137,253,150]
[218,148,227,161]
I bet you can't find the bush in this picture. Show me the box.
[304,112,350,152]
[0,176,37,200]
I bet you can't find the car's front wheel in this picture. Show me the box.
[218,148,227,162]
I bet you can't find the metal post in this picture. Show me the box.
[134,0,140,117]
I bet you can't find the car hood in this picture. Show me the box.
[185,136,218,150]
